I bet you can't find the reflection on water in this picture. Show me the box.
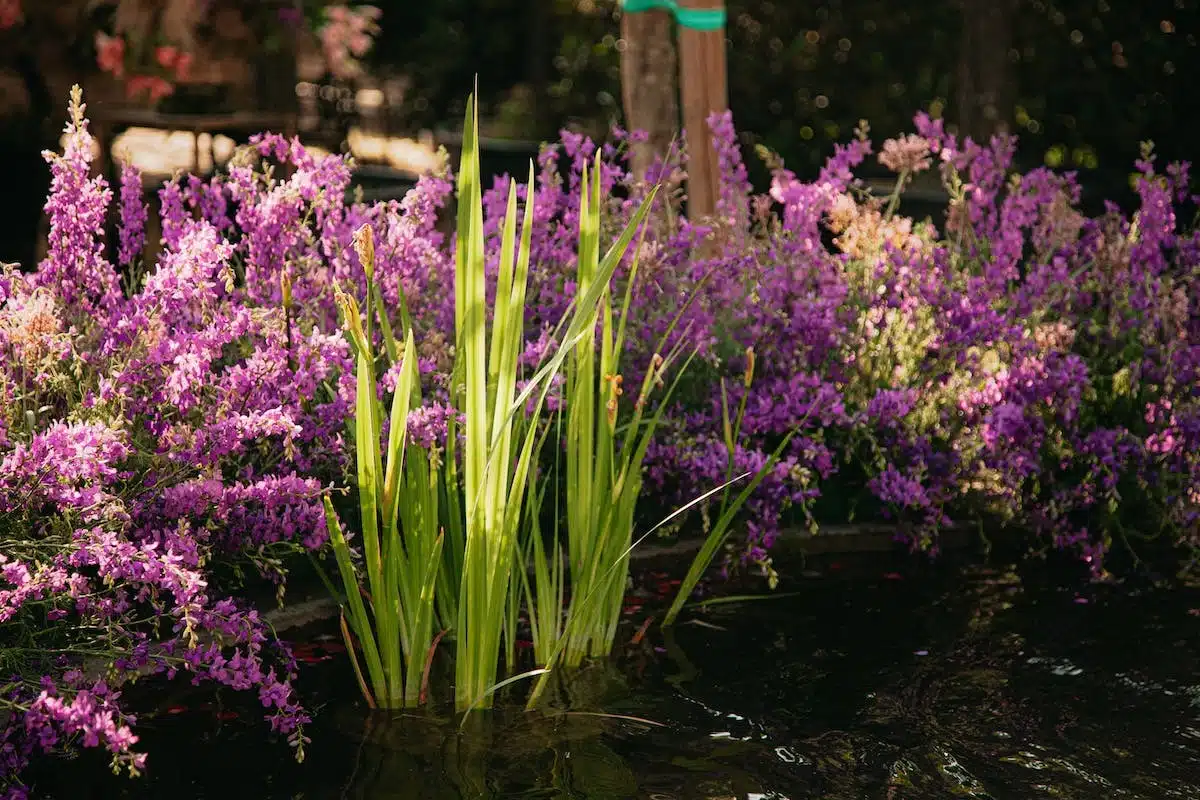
[37,556,1200,799]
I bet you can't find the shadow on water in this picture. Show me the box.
[34,553,1200,799]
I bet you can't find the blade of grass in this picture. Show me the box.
[323,497,386,704]
[687,591,805,608]
[340,612,377,710]
[458,668,551,726]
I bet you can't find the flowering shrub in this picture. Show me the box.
[300,97,1195,583]
[628,114,1199,577]
[0,88,353,796]
[282,91,1195,579]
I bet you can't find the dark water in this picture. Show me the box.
[36,554,1200,799]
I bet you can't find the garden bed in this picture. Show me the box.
[1,83,1196,797]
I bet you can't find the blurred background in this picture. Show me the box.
[1,0,1196,270]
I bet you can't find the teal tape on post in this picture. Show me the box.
[621,0,726,31]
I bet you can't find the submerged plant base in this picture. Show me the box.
[29,554,1200,799]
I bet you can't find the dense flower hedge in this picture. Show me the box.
[0,91,342,798]
[473,113,1198,581]
[1,85,1196,793]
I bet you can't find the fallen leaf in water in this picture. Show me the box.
[685,619,727,632]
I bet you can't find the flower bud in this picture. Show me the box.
[743,347,756,388]
[334,285,367,352]
[280,269,293,310]
[353,224,375,282]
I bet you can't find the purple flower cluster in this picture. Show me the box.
[31,88,120,321]
[3,679,145,786]
[405,403,461,451]
[0,420,312,796]
[117,162,147,266]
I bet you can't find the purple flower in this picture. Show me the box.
[117,162,147,266]
[405,403,461,450]
[31,89,119,318]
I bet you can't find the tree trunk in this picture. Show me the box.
[677,0,728,221]
[619,8,678,183]
[956,0,1015,142]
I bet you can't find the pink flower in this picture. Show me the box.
[95,33,126,78]
[768,174,794,204]
[125,75,175,103]
[155,45,179,69]
[173,52,194,82]
[318,4,381,78]
[348,31,372,58]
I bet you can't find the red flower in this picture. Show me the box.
[125,75,175,103]
[95,33,126,79]
[173,52,194,82]
[155,46,179,69]
[0,0,22,30]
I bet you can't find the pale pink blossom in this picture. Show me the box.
[879,134,932,174]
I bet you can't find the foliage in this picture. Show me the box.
[321,313,441,710]
[323,93,664,712]
[552,156,691,664]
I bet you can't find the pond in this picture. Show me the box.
[33,553,1200,799]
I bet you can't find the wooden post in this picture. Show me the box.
[676,0,727,221]
[619,7,678,183]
